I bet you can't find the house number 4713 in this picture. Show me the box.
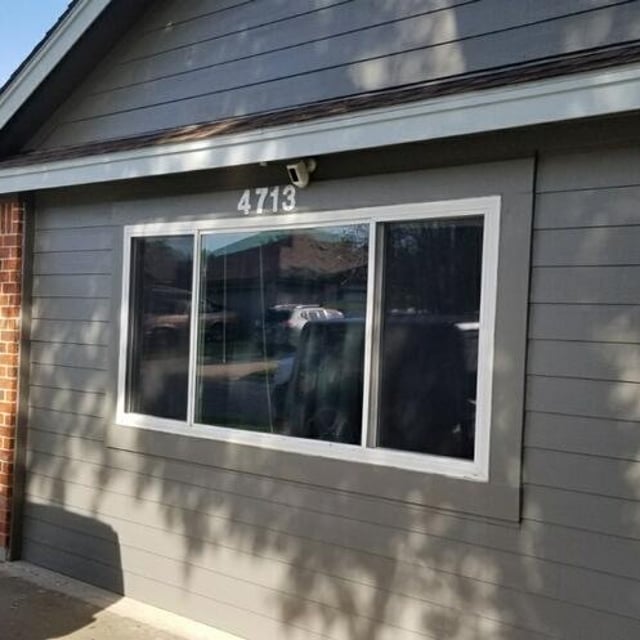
[237,185,297,215]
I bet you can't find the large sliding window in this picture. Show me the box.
[118,198,499,479]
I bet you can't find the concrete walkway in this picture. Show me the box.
[0,561,241,640]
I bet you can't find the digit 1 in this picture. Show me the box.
[269,186,280,213]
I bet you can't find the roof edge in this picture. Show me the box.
[2,58,640,194]
[0,0,112,131]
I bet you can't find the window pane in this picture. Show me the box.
[377,217,483,459]
[126,236,193,420]
[195,225,369,444]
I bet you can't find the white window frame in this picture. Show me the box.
[116,196,500,481]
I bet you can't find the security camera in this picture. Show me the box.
[286,158,316,189]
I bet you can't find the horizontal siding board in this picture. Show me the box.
[25,516,120,568]
[22,538,125,595]
[44,4,640,147]
[28,408,104,441]
[527,340,640,383]
[31,319,110,346]
[99,0,406,84]
[34,227,114,252]
[32,275,112,299]
[529,304,640,344]
[533,227,640,266]
[32,297,112,322]
[136,0,346,41]
[33,251,112,275]
[29,386,107,418]
[530,266,640,305]
[86,0,622,102]
[525,412,640,462]
[526,375,640,422]
[519,518,640,584]
[30,342,108,370]
[537,148,640,192]
[524,447,640,502]
[30,364,107,394]
[139,0,254,33]
[534,187,640,229]
[556,564,640,627]
[34,199,115,230]
[523,484,640,541]
[137,0,625,43]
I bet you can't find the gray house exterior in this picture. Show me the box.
[1,1,640,639]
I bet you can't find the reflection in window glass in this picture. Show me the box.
[126,236,194,420]
[377,217,483,459]
[195,225,369,443]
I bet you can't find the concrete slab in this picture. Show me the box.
[0,561,243,640]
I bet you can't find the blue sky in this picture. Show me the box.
[0,1,70,87]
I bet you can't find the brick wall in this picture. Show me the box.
[0,197,23,559]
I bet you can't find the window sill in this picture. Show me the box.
[114,413,489,482]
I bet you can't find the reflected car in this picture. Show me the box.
[254,304,344,354]
[287,305,343,336]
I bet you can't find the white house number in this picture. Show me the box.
[237,185,297,215]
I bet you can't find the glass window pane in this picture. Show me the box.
[126,236,193,420]
[377,217,483,460]
[195,225,369,444]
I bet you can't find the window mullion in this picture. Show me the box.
[361,220,383,449]
[186,231,201,427]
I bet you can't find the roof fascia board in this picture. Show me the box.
[2,60,640,193]
[0,0,112,131]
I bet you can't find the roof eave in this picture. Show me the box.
[1,58,640,194]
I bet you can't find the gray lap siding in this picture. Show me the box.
[22,146,640,639]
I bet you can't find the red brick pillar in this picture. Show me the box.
[0,197,23,560]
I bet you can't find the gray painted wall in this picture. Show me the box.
[28,0,640,150]
[20,144,640,639]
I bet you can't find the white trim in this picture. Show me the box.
[115,196,500,482]
[186,233,201,425]
[474,196,500,477]
[359,219,378,450]
[116,223,132,422]
[3,60,640,193]
[0,0,111,131]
